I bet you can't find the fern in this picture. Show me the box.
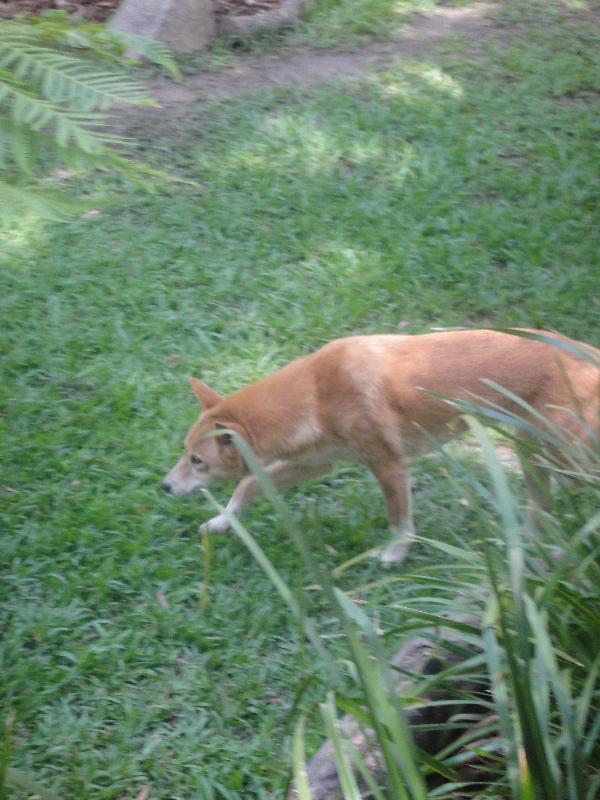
[0,11,180,217]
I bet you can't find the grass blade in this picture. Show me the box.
[321,692,362,800]
[292,714,313,800]
[203,488,336,679]
[523,596,583,800]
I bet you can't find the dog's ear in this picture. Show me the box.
[189,377,223,409]
[215,422,246,467]
[215,421,246,446]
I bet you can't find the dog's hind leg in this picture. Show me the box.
[199,459,335,534]
[367,455,415,565]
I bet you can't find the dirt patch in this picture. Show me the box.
[0,0,278,20]
[215,0,282,17]
[149,3,499,106]
[0,0,118,21]
[555,88,600,106]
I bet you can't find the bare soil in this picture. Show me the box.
[0,0,119,21]
[1,0,507,120]
[8,1,597,115]
[214,0,282,17]
[149,3,499,106]
[0,0,278,20]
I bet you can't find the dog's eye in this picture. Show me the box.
[190,454,204,468]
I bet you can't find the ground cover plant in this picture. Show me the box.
[240,402,600,798]
[268,0,485,48]
[1,1,599,797]
[0,11,178,216]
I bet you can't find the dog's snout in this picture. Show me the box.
[162,481,173,494]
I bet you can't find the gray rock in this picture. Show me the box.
[109,0,215,54]
[288,625,478,799]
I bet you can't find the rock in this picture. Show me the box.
[288,624,478,799]
[109,0,215,54]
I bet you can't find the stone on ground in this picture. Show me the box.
[109,0,215,53]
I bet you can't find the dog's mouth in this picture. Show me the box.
[161,477,206,496]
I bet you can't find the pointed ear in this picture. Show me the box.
[215,421,247,467]
[189,377,223,409]
[215,421,246,447]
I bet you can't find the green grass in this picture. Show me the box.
[1,1,599,797]
[181,0,485,68]
[296,0,488,47]
[278,0,481,48]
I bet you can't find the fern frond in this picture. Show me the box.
[0,177,85,218]
[0,43,155,110]
[1,13,180,78]
[0,80,127,154]
[11,123,38,174]
[0,13,182,216]
[102,31,181,77]
[0,120,6,169]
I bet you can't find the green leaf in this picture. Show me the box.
[524,596,583,800]
[292,715,313,800]
[9,121,37,173]
[321,692,362,800]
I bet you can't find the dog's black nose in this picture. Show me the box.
[162,481,172,494]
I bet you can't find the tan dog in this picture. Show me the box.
[163,330,599,563]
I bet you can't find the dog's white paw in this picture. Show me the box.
[379,526,415,566]
[199,514,231,534]
[378,538,412,566]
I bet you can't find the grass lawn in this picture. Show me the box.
[1,1,599,797]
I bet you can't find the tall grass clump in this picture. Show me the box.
[219,378,599,798]
[449,416,600,799]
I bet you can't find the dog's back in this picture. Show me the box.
[309,329,599,452]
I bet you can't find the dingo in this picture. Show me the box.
[163,329,598,564]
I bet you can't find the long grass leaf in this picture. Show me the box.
[494,328,600,367]
[219,430,429,797]
[414,536,484,565]
[292,715,313,800]
[339,737,388,800]
[321,693,362,800]
[202,489,335,679]
[576,655,600,741]
[481,597,521,796]
[524,596,584,799]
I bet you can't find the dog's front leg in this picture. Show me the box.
[368,455,414,565]
[199,459,334,534]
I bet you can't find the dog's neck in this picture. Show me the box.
[216,368,320,461]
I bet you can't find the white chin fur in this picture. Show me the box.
[170,481,204,496]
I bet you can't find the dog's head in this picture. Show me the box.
[162,378,247,496]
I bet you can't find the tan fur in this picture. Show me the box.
[163,329,599,563]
